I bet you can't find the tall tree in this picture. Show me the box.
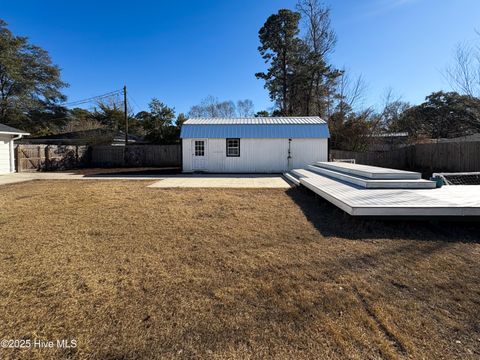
[256,5,341,116]
[296,0,336,58]
[0,19,67,132]
[256,9,302,115]
[296,0,341,117]
[136,98,178,143]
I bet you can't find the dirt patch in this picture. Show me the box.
[0,181,479,359]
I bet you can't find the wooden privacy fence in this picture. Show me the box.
[16,145,90,172]
[331,141,480,174]
[91,144,181,167]
[412,142,480,172]
[15,144,181,171]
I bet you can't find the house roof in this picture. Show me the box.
[181,117,329,139]
[22,128,144,145]
[372,132,409,138]
[0,123,30,135]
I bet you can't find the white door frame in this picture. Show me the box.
[191,139,208,171]
[9,138,15,173]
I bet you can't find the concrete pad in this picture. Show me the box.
[0,172,291,189]
[148,175,291,188]
[0,172,167,188]
[0,174,34,186]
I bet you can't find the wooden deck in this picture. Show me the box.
[290,167,480,217]
[316,161,421,179]
[307,165,436,189]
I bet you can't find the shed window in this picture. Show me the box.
[194,140,205,156]
[226,138,240,157]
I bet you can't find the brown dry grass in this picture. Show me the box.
[0,180,479,359]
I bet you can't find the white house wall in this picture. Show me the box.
[182,138,327,173]
[0,135,12,174]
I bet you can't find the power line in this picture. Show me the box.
[123,85,128,145]
[127,95,136,111]
[127,94,141,114]
[61,89,123,107]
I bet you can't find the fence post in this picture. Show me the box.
[15,145,21,172]
[45,145,50,171]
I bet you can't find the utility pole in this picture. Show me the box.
[123,85,128,146]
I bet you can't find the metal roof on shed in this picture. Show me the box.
[180,117,329,139]
[184,116,326,125]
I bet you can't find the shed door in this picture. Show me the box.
[192,139,207,170]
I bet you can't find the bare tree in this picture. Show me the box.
[236,99,254,117]
[296,0,337,57]
[378,88,410,131]
[296,0,340,117]
[188,96,236,118]
[63,115,104,133]
[443,39,480,98]
[189,95,219,117]
[216,100,236,117]
[327,70,382,151]
[335,70,368,113]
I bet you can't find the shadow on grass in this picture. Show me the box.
[285,186,480,243]
[130,237,461,359]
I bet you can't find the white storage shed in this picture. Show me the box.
[0,123,29,174]
[180,117,329,173]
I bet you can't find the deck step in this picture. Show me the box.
[291,169,315,180]
[308,165,436,189]
[283,172,301,186]
[316,161,421,180]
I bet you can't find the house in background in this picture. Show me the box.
[0,123,29,174]
[432,133,480,143]
[369,132,409,151]
[180,117,329,173]
[21,128,146,146]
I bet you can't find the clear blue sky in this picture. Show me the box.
[2,0,479,115]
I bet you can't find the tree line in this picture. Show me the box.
[254,0,480,150]
[1,3,480,148]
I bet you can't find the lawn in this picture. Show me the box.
[0,180,479,359]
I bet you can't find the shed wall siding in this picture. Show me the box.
[182,138,327,173]
[0,135,12,173]
[182,139,193,172]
